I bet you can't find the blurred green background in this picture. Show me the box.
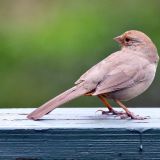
[0,0,159,108]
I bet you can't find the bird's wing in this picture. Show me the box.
[75,50,149,94]
[92,63,146,95]
[75,51,122,85]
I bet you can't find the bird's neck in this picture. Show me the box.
[144,43,159,64]
[122,45,159,64]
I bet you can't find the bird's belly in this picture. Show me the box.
[107,80,153,101]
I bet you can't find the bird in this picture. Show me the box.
[27,30,159,120]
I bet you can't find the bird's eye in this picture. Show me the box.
[125,38,130,42]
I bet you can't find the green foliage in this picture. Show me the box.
[0,0,159,107]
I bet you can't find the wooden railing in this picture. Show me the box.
[0,108,159,160]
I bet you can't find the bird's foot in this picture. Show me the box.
[96,109,150,120]
[96,109,125,116]
[120,112,150,120]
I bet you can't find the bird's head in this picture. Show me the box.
[114,30,153,48]
[114,30,159,63]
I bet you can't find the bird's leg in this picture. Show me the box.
[97,95,124,115]
[114,99,148,120]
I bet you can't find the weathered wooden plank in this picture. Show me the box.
[0,108,160,129]
[0,108,159,160]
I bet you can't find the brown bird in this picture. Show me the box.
[27,30,159,120]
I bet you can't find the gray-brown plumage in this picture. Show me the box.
[27,30,159,120]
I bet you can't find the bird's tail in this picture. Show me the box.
[27,85,87,120]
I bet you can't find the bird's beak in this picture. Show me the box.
[113,35,123,43]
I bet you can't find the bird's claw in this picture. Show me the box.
[122,112,150,120]
[96,109,150,120]
[96,109,125,116]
